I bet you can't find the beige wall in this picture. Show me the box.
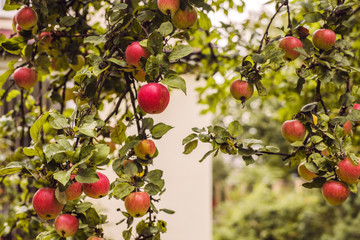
[96,77,212,240]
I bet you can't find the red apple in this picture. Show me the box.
[65,175,83,201]
[137,83,170,114]
[279,36,303,61]
[13,67,37,90]
[322,180,349,206]
[312,29,336,50]
[281,120,306,143]
[124,192,151,218]
[87,237,105,240]
[172,6,198,30]
[134,139,156,160]
[336,157,360,184]
[82,172,110,199]
[125,42,151,68]
[15,7,38,30]
[158,0,180,16]
[39,31,53,45]
[32,188,64,220]
[297,162,317,181]
[54,214,79,237]
[353,103,360,111]
[343,120,352,135]
[230,80,254,101]
[297,26,310,39]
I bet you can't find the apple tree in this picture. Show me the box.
[1,0,360,239]
[182,0,360,206]
[0,0,207,239]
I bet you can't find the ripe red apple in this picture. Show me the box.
[297,162,317,181]
[322,180,349,206]
[230,80,254,101]
[158,0,180,16]
[124,191,151,218]
[172,6,198,30]
[137,83,170,114]
[125,42,151,68]
[54,214,79,237]
[39,31,53,45]
[15,7,38,30]
[343,120,352,135]
[279,36,303,61]
[65,175,83,201]
[312,29,336,50]
[134,139,156,160]
[297,26,310,39]
[13,67,37,90]
[87,237,105,240]
[336,157,360,184]
[353,103,360,111]
[281,120,306,143]
[82,172,110,199]
[32,188,64,220]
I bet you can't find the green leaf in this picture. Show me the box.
[301,102,318,112]
[76,202,93,213]
[119,140,140,157]
[30,112,50,144]
[252,54,266,64]
[243,155,255,165]
[91,144,110,165]
[294,47,309,58]
[182,133,198,145]
[145,183,162,195]
[302,177,326,189]
[183,140,198,154]
[75,168,99,183]
[228,120,243,137]
[111,121,127,144]
[160,208,175,214]
[84,35,105,46]
[145,55,160,79]
[147,32,163,55]
[159,21,173,36]
[60,16,79,26]
[79,121,97,137]
[151,123,173,139]
[55,187,67,205]
[162,74,186,94]
[49,112,70,129]
[108,57,127,67]
[199,149,216,162]
[0,164,23,176]
[113,182,135,199]
[86,207,101,227]
[123,228,132,240]
[169,45,193,61]
[53,170,71,187]
[303,12,322,23]
[198,11,212,31]
[147,169,163,181]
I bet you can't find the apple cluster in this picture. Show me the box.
[13,6,38,33]
[157,0,198,30]
[279,28,336,61]
[31,172,110,238]
[281,104,360,206]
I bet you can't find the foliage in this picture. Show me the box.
[213,164,360,240]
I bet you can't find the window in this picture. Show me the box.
[0,0,17,19]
